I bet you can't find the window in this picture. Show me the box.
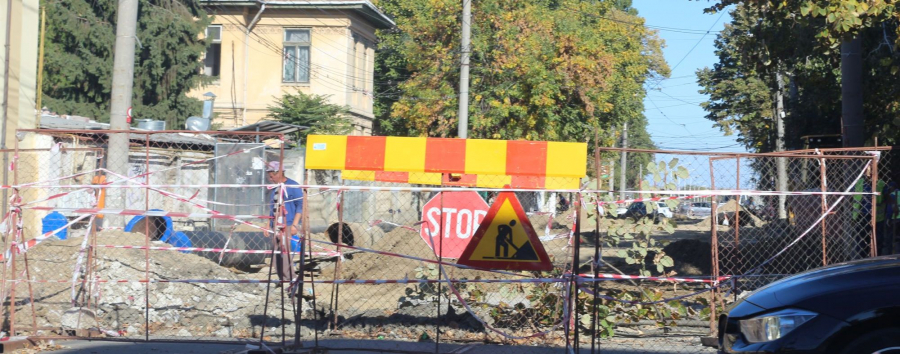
[204,25,222,77]
[283,29,310,83]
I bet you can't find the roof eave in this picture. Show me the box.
[201,0,395,29]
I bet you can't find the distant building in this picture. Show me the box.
[192,0,394,136]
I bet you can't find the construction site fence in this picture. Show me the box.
[0,129,890,353]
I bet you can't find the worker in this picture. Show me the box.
[890,182,900,255]
[91,172,107,228]
[853,168,887,257]
[265,161,304,291]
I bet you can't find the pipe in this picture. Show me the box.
[1,0,14,218]
[242,3,266,126]
[36,6,45,127]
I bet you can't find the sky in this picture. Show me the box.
[628,1,756,190]
[632,0,745,154]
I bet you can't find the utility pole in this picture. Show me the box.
[775,71,787,219]
[841,36,864,147]
[108,0,140,226]
[456,0,471,139]
[619,122,628,200]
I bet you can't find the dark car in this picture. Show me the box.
[622,201,672,222]
[718,256,900,354]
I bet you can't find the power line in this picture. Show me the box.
[659,10,727,83]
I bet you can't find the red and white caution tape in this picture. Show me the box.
[604,189,877,197]
[367,219,418,233]
[101,169,273,234]
[95,244,339,257]
[576,273,726,284]
[71,215,97,304]
[25,206,272,220]
[304,238,529,278]
[741,161,871,277]
[1,214,91,262]
[578,284,721,306]
[11,277,567,285]
[589,194,714,206]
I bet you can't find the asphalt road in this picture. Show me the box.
[20,338,716,354]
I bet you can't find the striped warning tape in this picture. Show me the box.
[578,284,721,306]
[607,189,877,196]
[576,273,727,284]
[95,244,339,257]
[24,206,272,220]
[1,214,91,262]
[303,238,529,278]
[101,169,273,235]
[588,194,714,206]
[9,278,568,284]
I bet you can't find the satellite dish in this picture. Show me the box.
[185,116,210,131]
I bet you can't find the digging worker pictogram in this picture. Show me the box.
[495,220,517,258]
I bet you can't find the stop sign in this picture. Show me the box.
[420,191,489,258]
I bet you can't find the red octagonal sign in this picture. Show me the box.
[420,191,489,259]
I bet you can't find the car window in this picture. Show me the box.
[657,202,667,208]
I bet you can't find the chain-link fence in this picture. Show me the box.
[1,132,890,353]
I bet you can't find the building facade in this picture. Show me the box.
[193,0,393,135]
[0,0,39,148]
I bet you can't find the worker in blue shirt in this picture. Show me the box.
[266,161,304,288]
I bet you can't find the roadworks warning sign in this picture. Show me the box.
[456,191,552,271]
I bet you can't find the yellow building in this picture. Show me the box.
[193,0,394,135]
[0,0,39,148]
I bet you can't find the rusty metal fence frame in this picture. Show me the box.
[0,131,891,354]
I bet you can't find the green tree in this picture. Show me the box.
[42,0,210,129]
[701,1,900,148]
[374,0,668,147]
[267,90,352,143]
[695,2,900,198]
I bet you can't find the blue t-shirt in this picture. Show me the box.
[269,178,304,229]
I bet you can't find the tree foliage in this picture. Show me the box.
[42,0,211,129]
[267,90,352,143]
[374,0,669,149]
[698,1,900,151]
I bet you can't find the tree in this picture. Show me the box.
[267,90,352,144]
[374,0,669,147]
[701,1,900,148]
[42,0,210,129]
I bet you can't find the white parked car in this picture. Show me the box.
[655,202,674,219]
[688,202,712,218]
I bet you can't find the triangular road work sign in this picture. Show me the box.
[457,191,552,271]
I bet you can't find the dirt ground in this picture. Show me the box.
[4,207,720,345]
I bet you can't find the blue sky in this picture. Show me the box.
[632,0,744,153]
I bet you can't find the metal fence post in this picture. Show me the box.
[871,155,879,257]
[572,192,582,353]
[819,152,828,266]
[708,158,719,335]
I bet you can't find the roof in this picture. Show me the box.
[202,0,395,29]
[40,115,217,147]
[228,120,308,135]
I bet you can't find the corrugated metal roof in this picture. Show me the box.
[228,120,308,135]
[39,116,218,147]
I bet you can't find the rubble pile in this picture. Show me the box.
[15,230,286,337]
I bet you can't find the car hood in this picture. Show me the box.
[741,256,900,316]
